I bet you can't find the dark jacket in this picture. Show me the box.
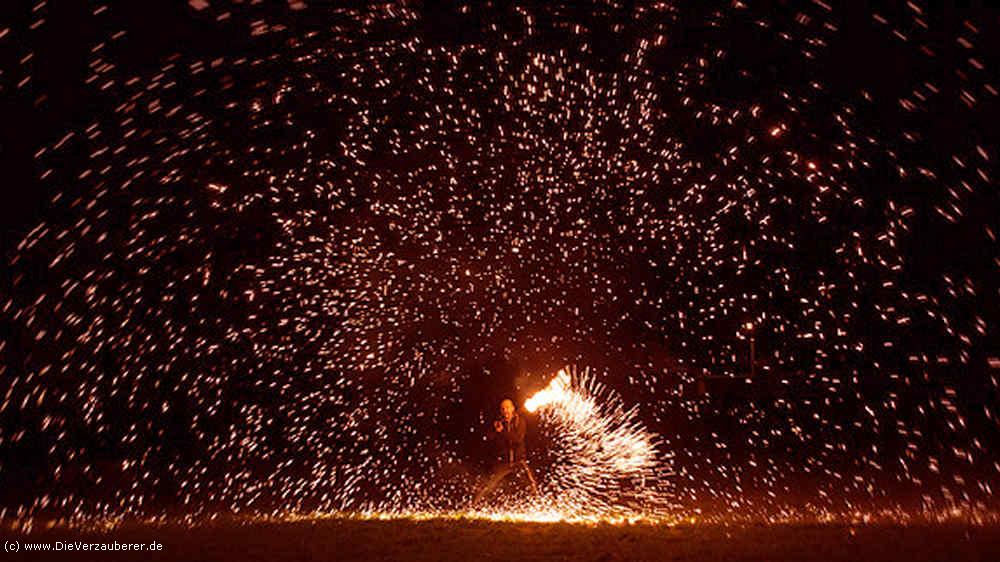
[489,413,527,464]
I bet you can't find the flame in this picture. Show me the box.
[524,368,571,413]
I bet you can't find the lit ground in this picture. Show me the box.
[9,517,1000,561]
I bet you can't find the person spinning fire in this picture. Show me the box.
[471,398,540,506]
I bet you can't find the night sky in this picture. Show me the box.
[1,0,999,523]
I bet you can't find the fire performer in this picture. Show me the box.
[471,398,540,505]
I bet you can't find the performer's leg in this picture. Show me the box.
[518,460,540,495]
[471,463,512,506]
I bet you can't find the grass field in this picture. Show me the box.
[7,517,1000,561]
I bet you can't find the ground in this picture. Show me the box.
[9,517,1000,561]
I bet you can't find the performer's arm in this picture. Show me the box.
[511,416,526,446]
[488,420,503,441]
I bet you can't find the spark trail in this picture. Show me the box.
[522,366,671,517]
